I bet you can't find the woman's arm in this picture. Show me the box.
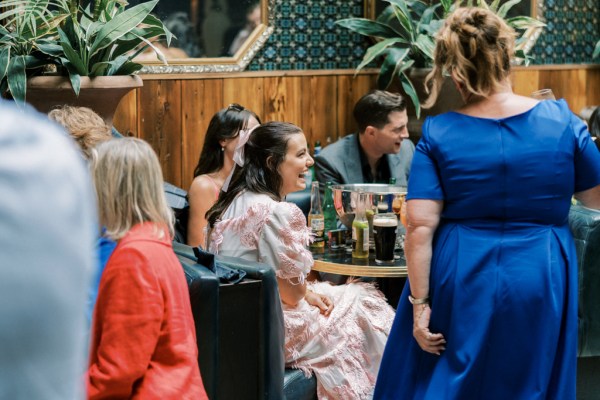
[405,199,446,355]
[575,184,600,209]
[187,176,218,248]
[277,276,307,307]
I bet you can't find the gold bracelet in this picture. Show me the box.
[408,294,429,305]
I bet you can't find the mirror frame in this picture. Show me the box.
[140,0,276,74]
[364,0,544,57]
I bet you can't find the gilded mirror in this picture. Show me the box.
[139,0,276,73]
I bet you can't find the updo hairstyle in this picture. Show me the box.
[423,7,516,108]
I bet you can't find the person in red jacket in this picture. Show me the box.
[87,138,207,400]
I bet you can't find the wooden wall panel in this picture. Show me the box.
[336,74,377,141]
[585,69,600,106]
[223,77,264,118]
[300,76,338,150]
[113,88,139,137]
[181,79,224,190]
[511,69,540,97]
[115,66,598,190]
[263,76,303,126]
[138,80,183,187]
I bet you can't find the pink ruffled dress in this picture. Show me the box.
[209,191,395,399]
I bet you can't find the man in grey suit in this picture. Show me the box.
[315,90,414,187]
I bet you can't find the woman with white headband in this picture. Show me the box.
[206,121,395,399]
[187,104,260,248]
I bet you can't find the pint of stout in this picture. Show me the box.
[373,214,398,264]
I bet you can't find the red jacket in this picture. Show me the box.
[87,222,207,399]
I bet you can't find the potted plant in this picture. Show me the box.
[336,0,545,119]
[0,0,172,124]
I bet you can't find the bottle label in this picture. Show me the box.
[310,216,324,243]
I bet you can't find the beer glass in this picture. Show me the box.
[373,213,398,264]
[531,88,556,100]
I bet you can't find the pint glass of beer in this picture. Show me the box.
[373,213,398,264]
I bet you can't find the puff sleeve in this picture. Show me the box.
[258,202,313,283]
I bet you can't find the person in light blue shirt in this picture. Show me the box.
[0,100,96,399]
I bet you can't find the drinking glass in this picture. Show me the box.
[531,88,556,100]
[373,213,398,264]
[391,194,406,253]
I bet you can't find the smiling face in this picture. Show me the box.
[371,110,409,155]
[278,132,314,197]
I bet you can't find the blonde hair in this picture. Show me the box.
[423,7,516,108]
[92,138,174,240]
[48,106,112,160]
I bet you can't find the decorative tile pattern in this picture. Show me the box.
[249,0,599,70]
[249,0,367,70]
[531,0,599,64]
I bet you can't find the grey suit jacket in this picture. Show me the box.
[314,133,415,187]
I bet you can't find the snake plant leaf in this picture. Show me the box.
[384,0,415,40]
[400,70,421,119]
[114,61,144,76]
[62,61,81,96]
[356,37,408,72]
[418,3,441,28]
[335,18,401,39]
[0,48,9,81]
[143,13,174,46]
[497,0,524,19]
[58,27,87,76]
[439,0,454,14]
[506,16,546,29]
[377,47,411,89]
[135,35,167,64]
[36,40,63,58]
[89,0,159,57]
[414,34,435,62]
[7,55,26,106]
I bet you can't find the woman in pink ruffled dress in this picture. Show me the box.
[206,121,395,399]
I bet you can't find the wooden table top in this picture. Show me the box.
[311,247,407,278]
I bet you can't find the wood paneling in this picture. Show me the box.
[113,66,599,190]
[138,80,183,187]
[181,80,223,190]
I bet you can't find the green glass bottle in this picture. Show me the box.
[323,182,337,236]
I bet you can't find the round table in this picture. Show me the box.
[311,247,407,278]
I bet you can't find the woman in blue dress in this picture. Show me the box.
[374,7,600,400]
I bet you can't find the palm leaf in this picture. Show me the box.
[355,37,408,72]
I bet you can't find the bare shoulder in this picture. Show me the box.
[189,174,217,198]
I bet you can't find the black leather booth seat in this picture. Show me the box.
[569,204,600,357]
[174,242,317,400]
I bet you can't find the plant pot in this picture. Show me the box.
[402,69,465,145]
[26,75,143,127]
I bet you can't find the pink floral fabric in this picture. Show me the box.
[209,191,395,399]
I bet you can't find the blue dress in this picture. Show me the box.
[374,100,600,400]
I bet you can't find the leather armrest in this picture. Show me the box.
[569,205,600,357]
[179,258,219,399]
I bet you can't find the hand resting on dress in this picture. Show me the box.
[413,304,446,355]
[305,290,334,316]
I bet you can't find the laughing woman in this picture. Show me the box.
[206,121,395,399]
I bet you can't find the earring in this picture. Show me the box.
[221,147,225,152]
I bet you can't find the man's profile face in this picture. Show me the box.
[373,110,409,155]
